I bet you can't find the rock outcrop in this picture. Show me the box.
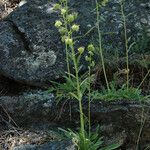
[0,0,149,86]
[0,90,150,149]
[13,140,75,150]
[0,1,150,149]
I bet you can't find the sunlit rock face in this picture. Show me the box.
[0,0,149,87]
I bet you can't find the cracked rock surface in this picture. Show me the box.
[0,90,150,149]
[0,0,66,87]
[0,0,150,87]
[0,1,150,149]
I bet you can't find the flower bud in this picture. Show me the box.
[85,56,91,62]
[88,44,95,52]
[88,51,94,56]
[91,61,95,67]
[61,35,67,42]
[124,69,130,74]
[61,8,67,15]
[65,38,73,45]
[67,14,75,23]
[53,4,61,10]
[59,27,67,34]
[101,0,109,6]
[78,47,85,54]
[71,24,79,32]
[55,20,62,28]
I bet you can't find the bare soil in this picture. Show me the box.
[0,0,20,20]
[0,105,57,150]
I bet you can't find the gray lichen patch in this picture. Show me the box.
[0,0,149,87]
[25,50,57,71]
[36,51,57,67]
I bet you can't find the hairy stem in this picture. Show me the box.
[70,44,85,142]
[88,63,91,137]
[95,0,110,91]
[120,0,129,91]
[62,2,71,79]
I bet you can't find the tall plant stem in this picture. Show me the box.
[95,0,110,91]
[137,69,150,90]
[70,44,85,142]
[65,43,71,79]
[120,0,129,91]
[88,65,91,137]
[63,1,71,79]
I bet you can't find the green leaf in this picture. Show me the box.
[69,92,79,100]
